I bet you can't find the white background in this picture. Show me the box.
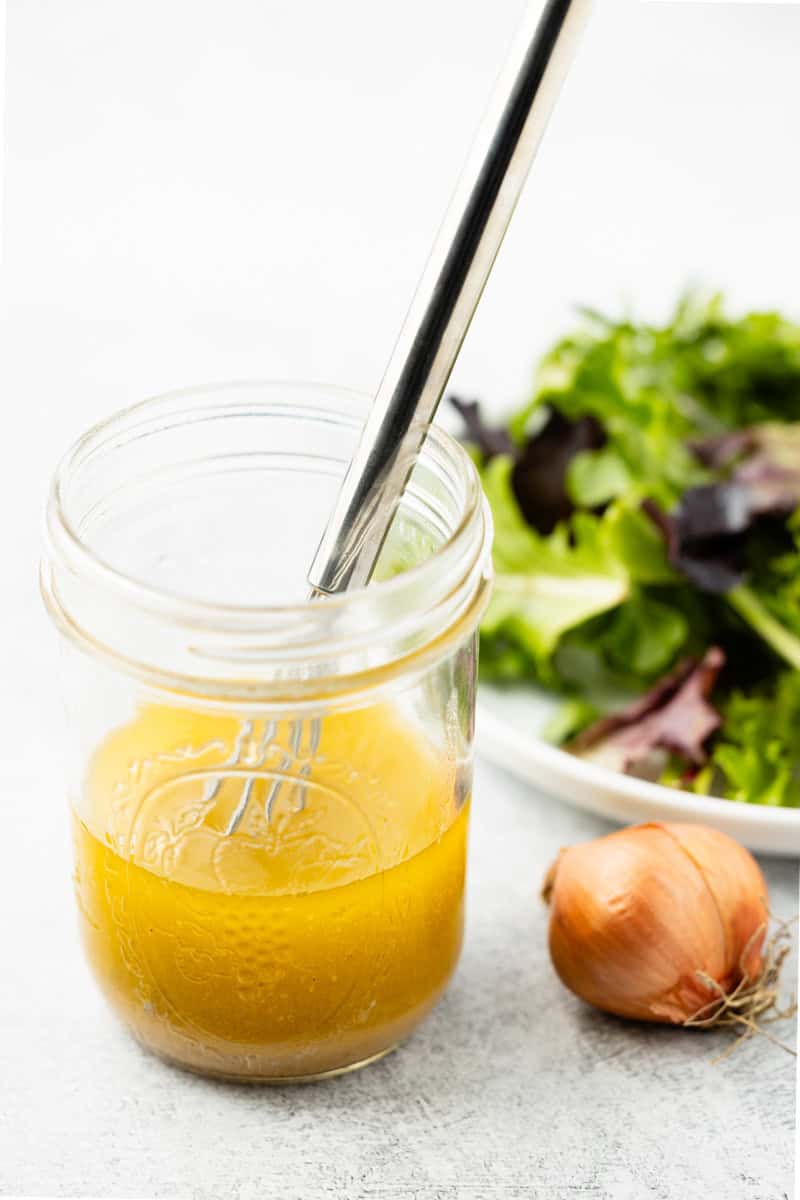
[0,3,798,1196]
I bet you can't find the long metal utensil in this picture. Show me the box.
[227,0,593,833]
[308,0,593,594]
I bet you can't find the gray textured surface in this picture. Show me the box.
[1,756,795,1200]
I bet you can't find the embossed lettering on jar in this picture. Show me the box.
[43,383,492,1081]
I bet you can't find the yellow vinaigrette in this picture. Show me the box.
[73,702,469,1080]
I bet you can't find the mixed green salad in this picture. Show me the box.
[452,293,800,807]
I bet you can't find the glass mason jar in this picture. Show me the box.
[41,382,492,1082]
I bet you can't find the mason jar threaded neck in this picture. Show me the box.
[41,382,492,708]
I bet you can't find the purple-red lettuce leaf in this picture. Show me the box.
[448,396,515,461]
[510,411,606,534]
[449,394,606,535]
[567,648,725,775]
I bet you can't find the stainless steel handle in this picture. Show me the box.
[308,0,592,596]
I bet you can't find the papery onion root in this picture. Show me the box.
[685,916,797,1059]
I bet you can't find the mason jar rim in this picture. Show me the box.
[41,380,492,703]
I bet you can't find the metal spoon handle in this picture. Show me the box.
[308,0,592,596]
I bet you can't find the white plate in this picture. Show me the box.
[477,683,800,858]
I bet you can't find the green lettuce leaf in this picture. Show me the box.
[480,457,630,670]
[725,510,800,671]
[602,592,689,679]
[708,672,800,806]
[567,445,631,508]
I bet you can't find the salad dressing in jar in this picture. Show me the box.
[43,383,491,1081]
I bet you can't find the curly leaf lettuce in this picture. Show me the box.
[480,457,630,670]
[707,672,800,806]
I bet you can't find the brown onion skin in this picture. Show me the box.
[544,822,769,1024]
